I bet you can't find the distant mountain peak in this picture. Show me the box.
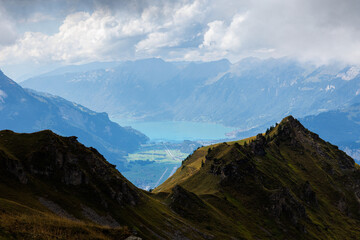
[0,70,18,86]
[0,70,148,169]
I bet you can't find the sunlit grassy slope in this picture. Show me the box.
[2,116,360,239]
[154,116,360,239]
[153,135,257,193]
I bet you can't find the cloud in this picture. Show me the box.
[0,0,207,64]
[0,10,148,64]
[200,14,247,53]
[1,0,360,67]
[135,0,205,53]
[0,6,18,46]
[191,0,360,64]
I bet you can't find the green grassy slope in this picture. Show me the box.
[2,116,360,239]
[0,130,208,239]
[155,116,360,239]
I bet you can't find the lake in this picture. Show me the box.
[110,119,236,141]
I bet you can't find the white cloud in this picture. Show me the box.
[136,32,179,52]
[0,1,206,64]
[2,0,360,68]
[135,0,205,53]
[0,10,150,64]
[200,14,247,53]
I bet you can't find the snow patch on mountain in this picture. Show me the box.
[205,71,228,85]
[337,66,360,81]
[0,89,7,103]
[325,85,335,92]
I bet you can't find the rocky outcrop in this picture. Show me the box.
[300,181,318,207]
[81,205,120,228]
[268,187,307,231]
[0,149,28,184]
[169,185,208,221]
[0,130,140,208]
[249,133,267,156]
[39,197,78,221]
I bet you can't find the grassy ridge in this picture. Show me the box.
[0,196,131,240]
[2,117,360,239]
[154,116,360,239]
[0,129,215,239]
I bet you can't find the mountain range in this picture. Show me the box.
[1,116,360,239]
[300,103,360,161]
[0,70,148,170]
[22,58,360,129]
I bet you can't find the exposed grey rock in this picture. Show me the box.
[125,236,142,240]
[81,205,120,228]
[268,187,307,228]
[39,197,78,221]
[250,133,266,156]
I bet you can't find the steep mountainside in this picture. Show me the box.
[155,116,360,239]
[0,70,148,169]
[1,117,360,239]
[22,58,360,128]
[0,130,209,239]
[22,58,231,120]
[301,103,360,161]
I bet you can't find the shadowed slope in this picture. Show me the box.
[0,130,209,239]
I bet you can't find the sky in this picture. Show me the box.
[1,0,360,80]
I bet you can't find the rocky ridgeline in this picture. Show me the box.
[0,130,139,207]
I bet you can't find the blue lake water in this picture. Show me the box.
[110,119,236,141]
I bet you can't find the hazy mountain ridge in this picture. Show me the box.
[1,117,360,239]
[21,58,231,120]
[300,103,360,161]
[0,70,148,169]
[22,58,360,128]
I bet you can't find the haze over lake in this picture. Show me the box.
[111,118,235,141]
